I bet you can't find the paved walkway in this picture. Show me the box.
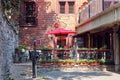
[11,62,120,80]
[37,70,120,80]
[11,62,33,80]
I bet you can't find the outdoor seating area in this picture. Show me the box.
[38,48,114,67]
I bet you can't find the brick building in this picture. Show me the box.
[19,0,82,49]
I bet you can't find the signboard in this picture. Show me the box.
[36,40,40,45]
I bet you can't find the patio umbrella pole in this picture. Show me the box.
[60,33,62,48]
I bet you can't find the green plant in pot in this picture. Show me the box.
[15,45,27,53]
[77,59,88,66]
[16,45,27,50]
[39,46,51,50]
[57,47,64,50]
[98,59,106,65]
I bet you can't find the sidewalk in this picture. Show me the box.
[11,62,120,80]
[11,62,33,80]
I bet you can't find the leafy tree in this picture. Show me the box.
[1,0,21,26]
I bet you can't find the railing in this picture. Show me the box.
[40,50,52,60]
[77,49,110,60]
[38,49,114,67]
[78,0,120,24]
[40,49,112,61]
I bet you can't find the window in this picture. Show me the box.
[68,2,74,13]
[25,2,36,16]
[60,2,65,13]
[104,1,111,9]
[20,1,37,26]
[58,1,75,14]
[103,1,119,10]
[26,17,36,25]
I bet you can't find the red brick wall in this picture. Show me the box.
[19,0,81,49]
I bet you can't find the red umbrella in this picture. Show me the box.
[47,28,76,35]
[48,28,76,48]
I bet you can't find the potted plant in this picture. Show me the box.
[15,45,27,53]
[77,59,88,66]
[40,46,52,54]
[39,59,53,66]
[88,59,100,66]
[53,59,63,66]
[53,59,59,66]
[40,46,52,50]
[56,47,65,53]
[64,59,74,66]
[98,59,106,65]
[77,48,89,53]
[90,48,98,50]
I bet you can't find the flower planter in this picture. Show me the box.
[69,62,74,66]
[78,62,88,66]
[88,59,100,66]
[40,62,52,66]
[53,62,63,66]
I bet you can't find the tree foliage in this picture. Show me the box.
[1,0,21,26]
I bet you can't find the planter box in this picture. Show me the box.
[89,62,100,66]
[40,62,52,66]
[77,62,88,66]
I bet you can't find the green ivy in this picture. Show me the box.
[16,45,27,50]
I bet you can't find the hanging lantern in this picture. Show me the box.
[54,23,59,28]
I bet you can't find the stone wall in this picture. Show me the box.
[0,9,18,79]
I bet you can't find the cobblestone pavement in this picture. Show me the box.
[11,62,120,80]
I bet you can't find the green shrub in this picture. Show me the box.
[57,47,64,50]
[64,59,74,63]
[16,45,27,50]
[39,46,51,50]
[98,59,106,64]
[90,48,98,50]
[88,60,98,63]
[78,48,88,50]
[77,59,88,63]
